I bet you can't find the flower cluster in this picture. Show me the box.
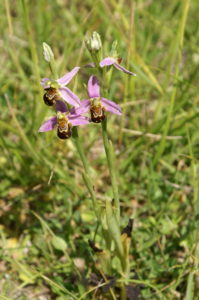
[39,35,136,139]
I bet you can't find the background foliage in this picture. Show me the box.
[0,0,198,299]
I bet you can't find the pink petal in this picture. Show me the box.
[55,100,68,113]
[88,76,100,98]
[113,63,136,76]
[72,99,90,115]
[68,115,90,126]
[59,87,80,107]
[41,77,51,89]
[101,98,122,115]
[99,57,116,67]
[56,67,80,86]
[38,116,57,132]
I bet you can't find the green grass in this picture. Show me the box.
[0,0,199,299]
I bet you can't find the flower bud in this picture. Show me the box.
[43,42,54,62]
[85,31,102,52]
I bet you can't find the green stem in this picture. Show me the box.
[21,0,42,98]
[118,2,135,146]
[121,284,127,300]
[89,43,120,222]
[153,0,190,166]
[49,57,58,79]
[101,119,120,222]
[21,0,45,130]
[72,127,99,218]
[5,0,13,35]
[185,129,199,299]
[73,127,89,174]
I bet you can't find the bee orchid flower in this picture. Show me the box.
[99,57,136,76]
[41,67,81,107]
[38,101,89,139]
[85,58,136,76]
[74,76,122,123]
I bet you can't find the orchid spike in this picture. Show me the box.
[41,67,81,107]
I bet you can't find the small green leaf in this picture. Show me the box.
[52,236,67,252]
[82,211,95,222]
[19,270,35,285]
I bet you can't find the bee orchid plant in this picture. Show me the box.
[39,33,136,300]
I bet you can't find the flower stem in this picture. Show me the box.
[72,127,99,218]
[153,0,190,166]
[121,284,127,300]
[21,0,42,98]
[49,57,58,79]
[73,127,89,173]
[101,118,120,223]
[185,128,199,299]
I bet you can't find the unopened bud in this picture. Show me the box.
[43,42,54,62]
[86,31,102,52]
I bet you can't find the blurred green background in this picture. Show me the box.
[0,0,198,299]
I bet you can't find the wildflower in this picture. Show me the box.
[41,67,81,107]
[85,58,136,76]
[38,101,89,139]
[75,76,122,123]
[100,57,136,76]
